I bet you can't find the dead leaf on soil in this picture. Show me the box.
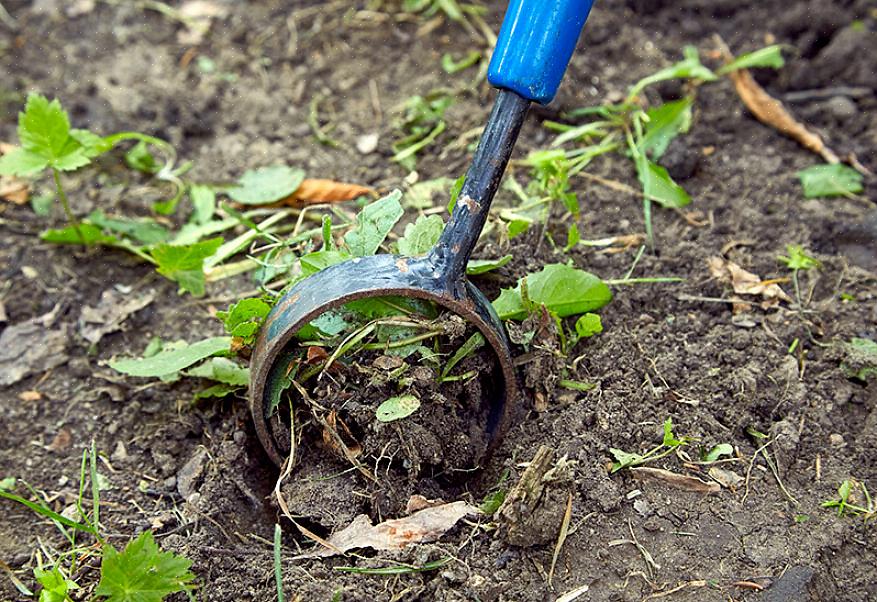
[17,390,42,401]
[708,466,745,490]
[630,467,721,494]
[279,179,375,207]
[0,175,29,204]
[49,428,72,452]
[716,36,839,165]
[322,410,363,459]
[294,500,480,559]
[79,288,156,345]
[0,309,69,387]
[406,494,446,514]
[708,256,791,308]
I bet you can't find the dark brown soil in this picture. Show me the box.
[2,1,877,601]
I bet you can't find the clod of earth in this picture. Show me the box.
[0,309,69,387]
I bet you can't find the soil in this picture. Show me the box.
[2,1,877,601]
[273,310,497,524]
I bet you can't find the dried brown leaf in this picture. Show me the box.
[630,467,721,494]
[708,257,791,304]
[718,38,839,164]
[280,179,375,207]
[295,501,479,558]
[0,175,29,205]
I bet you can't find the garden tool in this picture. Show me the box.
[250,0,597,465]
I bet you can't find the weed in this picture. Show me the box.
[392,91,454,170]
[779,244,820,309]
[609,418,693,473]
[0,445,194,600]
[822,479,874,519]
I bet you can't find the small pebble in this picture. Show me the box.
[355,133,379,154]
[825,96,857,120]
[829,433,845,446]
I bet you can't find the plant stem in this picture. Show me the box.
[53,168,85,245]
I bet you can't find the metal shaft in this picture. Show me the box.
[428,89,530,283]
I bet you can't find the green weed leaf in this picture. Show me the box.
[343,190,404,256]
[628,46,717,100]
[405,177,455,209]
[492,263,612,321]
[300,250,353,275]
[640,98,693,160]
[376,394,421,422]
[227,165,305,205]
[41,223,118,245]
[610,448,644,473]
[797,164,863,198]
[662,418,683,447]
[466,254,512,275]
[88,210,169,245]
[717,45,785,75]
[186,357,249,386]
[574,313,603,338]
[778,244,820,271]
[216,298,271,343]
[109,336,231,378]
[189,184,216,225]
[150,237,222,296]
[397,214,443,256]
[94,531,195,602]
[0,148,49,176]
[124,141,159,174]
[702,443,734,463]
[34,567,77,602]
[636,157,691,208]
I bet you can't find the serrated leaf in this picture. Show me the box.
[574,313,603,338]
[405,177,455,210]
[109,336,231,378]
[717,45,784,75]
[641,98,693,160]
[610,448,644,473]
[343,190,404,256]
[186,357,249,386]
[227,165,305,205]
[34,567,77,602]
[797,164,863,198]
[216,297,271,341]
[491,263,612,321]
[466,254,512,275]
[70,129,113,158]
[18,94,70,158]
[397,214,443,256]
[376,394,421,422]
[150,237,223,296]
[94,531,195,602]
[636,157,691,208]
[0,147,48,176]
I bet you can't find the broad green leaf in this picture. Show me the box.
[376,394,421,422]
[300,249,352,275]
[717,45,784,75]
[479,489,506,515]
[186,357,249,386]
[343,190,404,256]
[797,164,863,198]
[628,46,717,100]
[466,254,512,275]
[41,223,118,245]
[574,313,603,338]
[51,148,91,172]
[0,147,48,176]
[491,263,612,321]
[308,310,349,336]
[70,129,113,158]
[109,336,231,378]
[405,177,455,210]
[397,214,443,256]
[18,94,71,159]
[216,298,271,341]
[227,165,305,205]
[189,184,216,225]
[88,210,169,245]
[94,531,195,602]
[636,157,691,208]
[640,98,693,160]
[150,237,223,296]
[194,383,242,400]
[703,443,734,463]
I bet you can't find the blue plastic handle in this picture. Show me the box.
[488,0,595,105]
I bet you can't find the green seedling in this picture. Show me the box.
[821,479,874,519]
[609,418,693,473]
[274,524,285,602]
[392,92,454,170]
[778,244,820,308]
